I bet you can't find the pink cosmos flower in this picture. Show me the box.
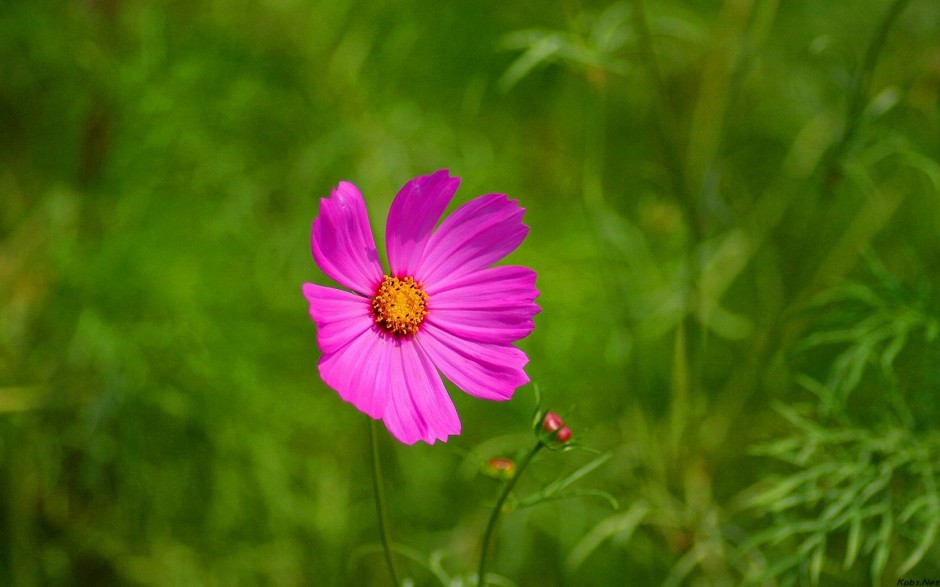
[302,170,540,445]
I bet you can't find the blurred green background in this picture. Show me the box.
[3,0,940,585]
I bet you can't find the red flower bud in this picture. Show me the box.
[538,412,572,447]
[541,412,564,433]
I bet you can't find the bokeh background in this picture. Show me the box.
[3,0,940,585]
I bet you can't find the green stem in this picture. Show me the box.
[370,419,399,586]
[630,0,699,241]
[844,0,914,145]
[477,441,543,587]
[824,0,913,182]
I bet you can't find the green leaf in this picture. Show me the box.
[566,500,650,571]
[529,452,612,501]
[844,511,861,569]
[810,537,825,586]
[869,505,893,583]
[498,32,564,91]
[896,517,939,576]
[518,488,619,511]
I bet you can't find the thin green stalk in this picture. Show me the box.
[843,0,914,148]
[823,0,914,183]
[370,419,399,586]
[631,0,702,440]
[477,441,543,587]
[630,0,699,241]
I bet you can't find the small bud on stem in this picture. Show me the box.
[538,412,572,447]
[485,457,517,480]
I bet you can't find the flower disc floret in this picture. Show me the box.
[372,275,429,336]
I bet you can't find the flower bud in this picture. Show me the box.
[485,457,516,480]
[541,412,564,434]
[538,412,572,447]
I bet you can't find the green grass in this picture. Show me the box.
[2,0,940,585]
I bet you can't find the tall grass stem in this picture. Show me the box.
[826,0,914,178]
[630,0,698,240]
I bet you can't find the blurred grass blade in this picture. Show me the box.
[566,500,650,571]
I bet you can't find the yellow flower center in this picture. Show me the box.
[371,275,429,336]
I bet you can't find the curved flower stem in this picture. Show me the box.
[370,419,399,586]
[477,441,543,587]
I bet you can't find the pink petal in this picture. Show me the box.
[426,264,539,300]
[318,327,392,420]
[418,323,529,401]
[422,266,540,345]
[415,193,528,288]
[302,283,374,354]
[386,170,460,278]
[381,339,460,444]
[311,181,383,295]
[317,328,460,445]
